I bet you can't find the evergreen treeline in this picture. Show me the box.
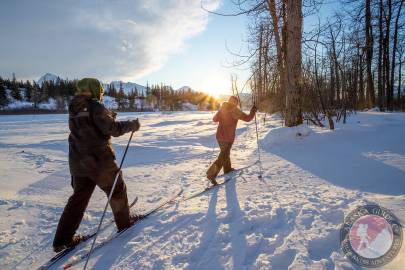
[105,82,219,111]
[0,76,219,112]
[0,75,76,110]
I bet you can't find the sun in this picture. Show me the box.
[195,78,232,98]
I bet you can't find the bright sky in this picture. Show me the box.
[140,2,250,97]
[0,0,339,97]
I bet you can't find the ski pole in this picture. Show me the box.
[254,107,263,179]
[83,127,136,270]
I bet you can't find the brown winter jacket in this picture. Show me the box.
[68,95,135,176]
[213,102,256,143]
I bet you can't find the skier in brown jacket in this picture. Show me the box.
[53,78,140,252]
[206,95,257,185]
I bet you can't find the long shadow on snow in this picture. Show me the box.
[224,178,248,270]
[184,178,249,270]
[149,120,193,127]
[0,139,68,153]
[18,168,70,195]
[267,122,405,195]
[182,189,222,270]
[89,210,203,269]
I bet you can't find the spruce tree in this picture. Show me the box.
[128,89,136,110]
[10,73,21,100]
[117,87,126,110]
[0,81,9,107]
[24,80,33,101]
[11,82,22,100]
[31,82,40,109]
[108,83,117,97]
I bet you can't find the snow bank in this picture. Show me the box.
[365,107,380,112]
[37,98,57,110]
[182,102,198,111]
[3,100,33,110]
[364,107,380,112]
[266,112,283,121]
[103,96,118,110]
[2,98,58,110]
[1,88,60,110]
[261,124,313,148]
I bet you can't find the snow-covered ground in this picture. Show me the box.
[0,111,404,269]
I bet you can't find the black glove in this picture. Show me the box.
[130,119,140,132]
[251,105,258,114]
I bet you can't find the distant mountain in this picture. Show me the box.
[36,73,147,95]
[36,74,218,98]
[103,81,147,95]
[177,86,193,92]
[37,73,61,85]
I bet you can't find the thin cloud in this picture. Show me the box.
[0,0,221,81]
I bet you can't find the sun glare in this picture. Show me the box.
[195,77,232,98]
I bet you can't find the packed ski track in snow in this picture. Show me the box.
[0,111,404,270]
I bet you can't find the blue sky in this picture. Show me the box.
[140,3,249,96]
[0,0,339,96]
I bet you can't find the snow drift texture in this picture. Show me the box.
[0,111,404,269]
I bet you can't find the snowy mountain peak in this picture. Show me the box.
[37,73,60,85]
[177,86,193,92]
[104,81,147,95]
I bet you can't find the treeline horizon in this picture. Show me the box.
[0,75,220,112]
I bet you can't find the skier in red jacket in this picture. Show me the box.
[206,96,257,185]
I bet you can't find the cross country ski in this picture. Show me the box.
[36,197,139,270]
[184,160,260,201]
[63,188,183,269]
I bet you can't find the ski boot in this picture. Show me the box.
[53,234,88,253]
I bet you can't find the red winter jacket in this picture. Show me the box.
[213,102,256,143]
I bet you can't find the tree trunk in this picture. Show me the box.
[330,58,335,106]
[353,48,359,108]
[258,24,264,101]
[391,0,404,110]
[378,0,384,110]
[365,0,375,107]
[284,0,303,127]
[263,25,269,99]
[359,51,365,108]
[330,27,341,104]
[398,56,403,110]
[384,0,392,110]
[267,0,286,95]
